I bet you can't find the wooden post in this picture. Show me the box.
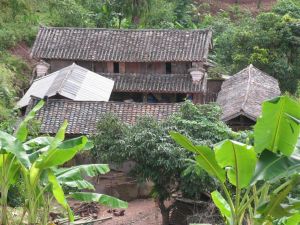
[119,62,126,73]
[107,62,114,73]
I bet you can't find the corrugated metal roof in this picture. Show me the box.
[17,64,114,108]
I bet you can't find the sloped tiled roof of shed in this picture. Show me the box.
[216,64,281,122]
[31,27,212,62]
[28,98,182,135]
[102,73,203,93]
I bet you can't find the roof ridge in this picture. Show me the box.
[56,63,75,95]
[40,26,212,32]
[248,64,279,82]
[40,98,183,106]
[102,73,190,77]
[241,64,253,111]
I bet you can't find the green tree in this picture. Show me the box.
[48,0,95,27]
[212,3,300,93]
[92,101,238,225]
[140,0,176,28]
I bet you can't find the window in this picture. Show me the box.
[166,62,172,74]
[113,62,119,73]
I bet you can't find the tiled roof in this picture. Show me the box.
[217,64,281,122]
[29,98,182,135]
[17,64,114,108]
[31,27,212,62]
[102,73,202,93]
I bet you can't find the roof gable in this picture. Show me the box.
[17,64,114,108]
[31,27,212,62]
[216,64,281,122]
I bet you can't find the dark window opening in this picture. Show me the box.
[110,92,143,102]
[166,62,172,74]
[113,62,119,73]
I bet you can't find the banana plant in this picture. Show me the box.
[0,100,44,224]
[171,96,300,225]
[20,120,90,223]
[19,115,128,224]
[1,101,128,224]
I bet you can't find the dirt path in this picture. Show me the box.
[97,199,162,225]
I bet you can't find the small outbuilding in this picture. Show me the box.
[217,64,281,130]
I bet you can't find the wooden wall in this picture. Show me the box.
[207,79,224,94]
[48,59,73,72]
[125,62,167,74]
[94,62,108,73]
[227,115,255,131]
[47,59,192,74]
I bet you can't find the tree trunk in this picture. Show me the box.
[257,0,262,9]
[161,210,170,225]
[157,199,171,225]
[132,15,140,26]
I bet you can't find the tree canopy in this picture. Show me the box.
[92,101,245,224]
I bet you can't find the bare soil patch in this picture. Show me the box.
[196,0,277,14]
[9,41,36,66]
[97,198,161,225]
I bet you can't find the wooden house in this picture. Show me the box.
[22,28,281,134]
[31,27,215,104]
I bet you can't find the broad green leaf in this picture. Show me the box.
[286,213,300,225]
[293,137,300,159]
[7,158,20,185]
[170,131,199,154]
[211,191,231,220]
[49,120,68,150]
[83,140,94,151]
[215,140,256,188]
[29,163,40,185]
[0,154,20,185]
[70,192,128,209]
[257,176,299,219]
[28,145,50,162]
[15,100,44,142]
[56,164,109,190]
[63,180,95,190]
[254,96,300,156]
[251,150,300,184]
[25,136,54,147]
[35,136,88,169]
[170,132,226,182]
[56,164,110,181]
[48,171,74,221]
[0,131,31,168]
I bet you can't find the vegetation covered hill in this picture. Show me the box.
[0,0,299,127]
